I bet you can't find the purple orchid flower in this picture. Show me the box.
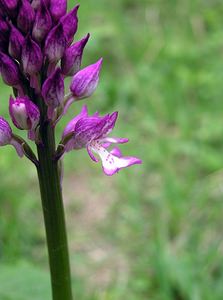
[9,96,40,140]
[0,116,23,156]
[62,106,142,176]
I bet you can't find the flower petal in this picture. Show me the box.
[90,142,142,176]
[62,105,88,138]
[100,111,118,137]
[87,145,99,162]
[110,147,122,158]
[101,137,129,144]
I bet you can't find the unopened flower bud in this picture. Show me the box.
[22,36,43,75]
[0,18,9,52]
[17,0,35,34]
[61,33,90,76]
[60,5,79,45]
[70,58,103,99]
[0,17,9,41]
[44,23,66,62]
[32,0,50,10]
[9,95,40,130]
[0,51,21,86]
[8,24,25,60]
[32,0,52,42]
[31,0,40,10]
[49,0,67,22]
[42,68,64,111]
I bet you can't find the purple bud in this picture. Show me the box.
[0,18,9,40]
[0,0,18,18]
[44,23,67,62]
[22,36,43,75]
[31,0,40,10]
[9,96,40,131]
[49,0,67,22]
[61,33,90,76]
[0,116,12,146]
[0,19,9,52]
[32,0,52,42]
[70,58,103,99]
[0,52,21,86]
[60,5,79,45]
[8,24,25,60]
[42,68,64,108]
[17,0,35,34]
[31,0,50,10]
[0,6,4,17]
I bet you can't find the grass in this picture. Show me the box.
[1,0,223,299]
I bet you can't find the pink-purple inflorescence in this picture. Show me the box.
[0,0,141,175]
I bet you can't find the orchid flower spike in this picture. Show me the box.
[62,106,142,176]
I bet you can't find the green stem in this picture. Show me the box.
[36,121,73,300]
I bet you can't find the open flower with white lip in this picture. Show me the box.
[62,106,142,175]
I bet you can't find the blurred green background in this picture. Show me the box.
[1,0,223,299]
